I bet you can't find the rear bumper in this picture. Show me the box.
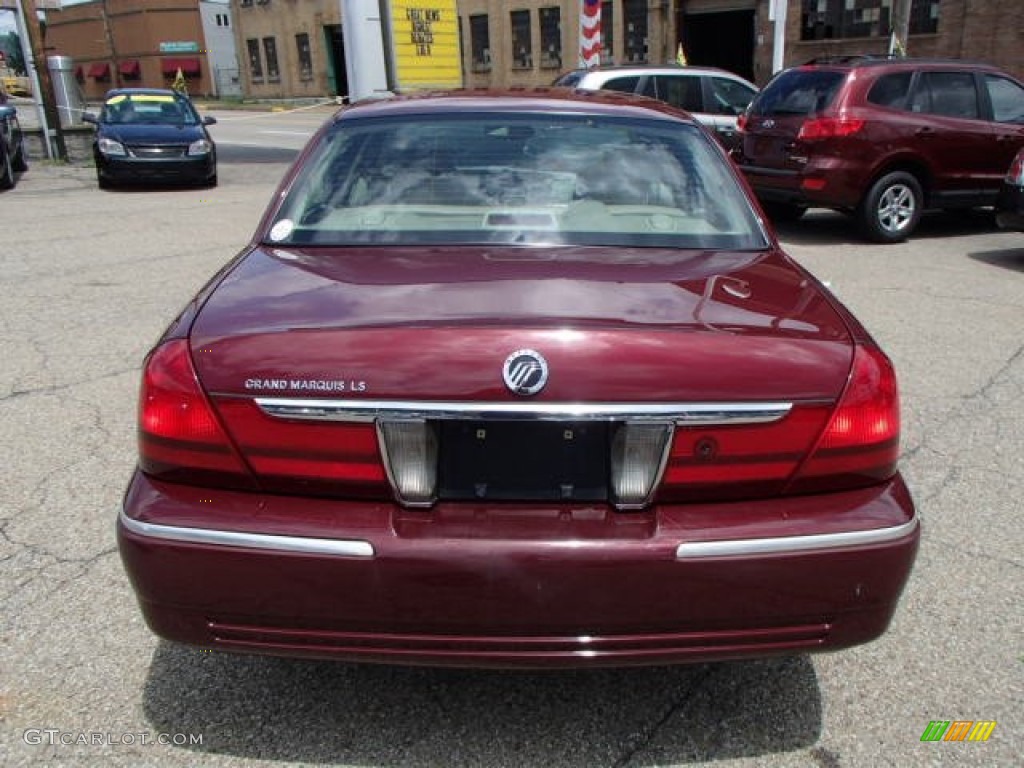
[118,471,919,668]
[739,160,865,210]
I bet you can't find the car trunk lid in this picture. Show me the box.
[181,244,862,506]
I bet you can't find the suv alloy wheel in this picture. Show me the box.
[860,171,924,242]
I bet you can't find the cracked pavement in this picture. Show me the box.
[1,163,1021,767]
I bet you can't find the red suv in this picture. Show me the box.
[736,57,1024,242]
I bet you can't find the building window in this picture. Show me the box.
[246,38,262,81]
[539,7,560,69]
[296,33,312,81]
[216,13,229,27]
[470,14,490,72]
[263,36,279,81]
[240,0,253,7]
[623,0,647,63]
[908,0,939,34]
[800,0,937,41]
[601,1,613,64]
[510,10,532,69]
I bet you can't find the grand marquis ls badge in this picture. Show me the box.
[502,349,549,396]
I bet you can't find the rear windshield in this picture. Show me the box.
[268,112,767,250]
[750,69,845,116]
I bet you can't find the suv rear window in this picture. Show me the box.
[750,69,844,116]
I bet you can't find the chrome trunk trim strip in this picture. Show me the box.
[254,398,793,425]
[675,517,919,559]
[119,510,375,557]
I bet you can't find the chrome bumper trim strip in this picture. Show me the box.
[675,517,919,559]
[254,398,793,425]
[119,510,375,558]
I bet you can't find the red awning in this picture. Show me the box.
[119,59,140,77]
[161,57,201,77]
[87,62,110,78]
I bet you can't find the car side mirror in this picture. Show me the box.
[81,112,98,125]
[202,115,217,126]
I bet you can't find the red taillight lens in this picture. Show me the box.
[1006,150,1024,184]
[736,113,748,132]
[138,340,253,486]
[789,345,900,493]
[797,117,865,140]
[656,406,832,502]
[212,398,389,499]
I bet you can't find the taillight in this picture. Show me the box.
[797,117,865,140]
[138,340,253,487]
[788,345,900,493]
[736,113,748,132]
[212,398,389,499]
[1006,150,1024,184]
[656,406,832,502]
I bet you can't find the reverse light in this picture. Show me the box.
[138,340,252,485]
[610,423,673,508]
[97,137,126,156]
[797,117,865,140]
[188,138,212,156]
[378,420,438,506]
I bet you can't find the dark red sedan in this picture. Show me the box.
[118,90,919,668]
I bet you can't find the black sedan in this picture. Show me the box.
[82,89,217,189]
[996,148,1024,232]
[0,83,28,190]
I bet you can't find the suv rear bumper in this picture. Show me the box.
[739,161,865,210]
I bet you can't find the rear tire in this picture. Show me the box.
[859,171,923,243]
[762,201,807,223]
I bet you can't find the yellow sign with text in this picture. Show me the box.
[389,0,462,91]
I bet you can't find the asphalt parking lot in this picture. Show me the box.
[1,155,1021,767]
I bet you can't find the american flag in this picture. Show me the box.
[579,0,601,68]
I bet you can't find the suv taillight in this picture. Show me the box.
[138,340,254,488]
[787,345,900,493]
[797,117,865,140]
[1006,150,1024,185]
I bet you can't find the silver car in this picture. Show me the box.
[554,65,757,151]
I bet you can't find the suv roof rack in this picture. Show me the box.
[802,54,900,65]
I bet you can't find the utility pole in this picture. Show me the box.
[99,0,120,88]
[18,0,66,160]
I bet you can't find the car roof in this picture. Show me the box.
[795,56,1008,74]
[566,64,748,78]
[102,87,189,99]
[336,88,705,125]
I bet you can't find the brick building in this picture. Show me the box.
[44,0,237,100]
[225,0,1022,99]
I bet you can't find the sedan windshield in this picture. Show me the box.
[268,112,768,250]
